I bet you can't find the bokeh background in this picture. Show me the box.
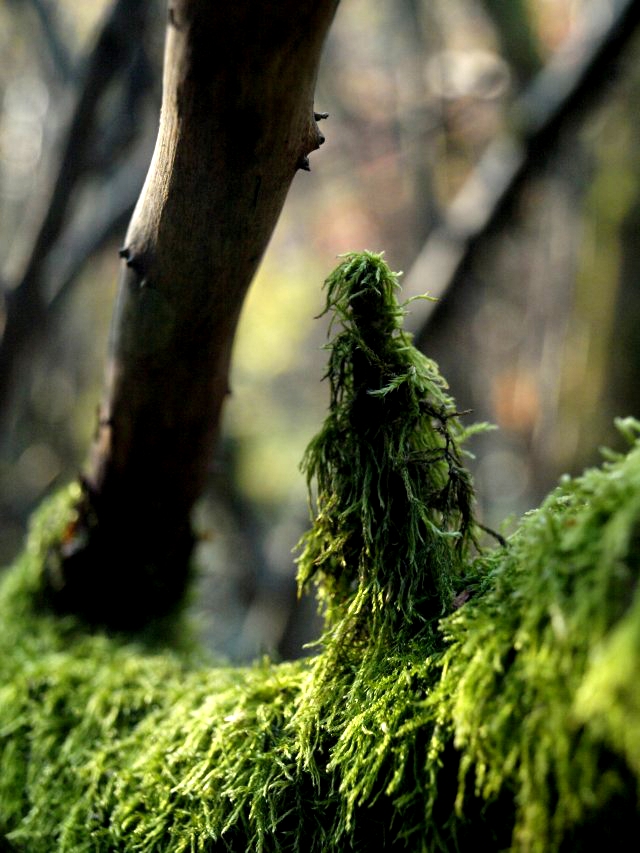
[2,0,640,659]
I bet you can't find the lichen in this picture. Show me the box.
[1,253,640,851]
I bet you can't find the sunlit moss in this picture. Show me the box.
[297,251,480,630]
[428,416,640,849]
[1,254,640,851]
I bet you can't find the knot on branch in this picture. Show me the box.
[297,110,328,172]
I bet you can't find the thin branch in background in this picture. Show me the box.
[45,85,158,313]
[0,0,149,420]
[480,0,542,85]
[22,0,76,83]
[46,176,141,316]
[403,0,640,337]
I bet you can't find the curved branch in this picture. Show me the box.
[44,0,339,629]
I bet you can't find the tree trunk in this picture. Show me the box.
[44,0,338,629]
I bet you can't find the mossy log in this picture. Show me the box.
[1,255,639,851]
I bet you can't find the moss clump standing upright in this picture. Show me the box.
[293,252,490,850]
[293,253,483,821]
[297,251,479,644]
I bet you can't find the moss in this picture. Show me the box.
[291,252,486,838]
[428,417,640,850]
[0,498,305,851]
[297,252,479,630]
[1,253,640,851]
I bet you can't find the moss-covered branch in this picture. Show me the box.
[2,254,640,851]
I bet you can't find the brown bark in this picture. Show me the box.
[44,0,338,629]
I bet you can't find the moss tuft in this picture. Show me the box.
[297,251,480,632]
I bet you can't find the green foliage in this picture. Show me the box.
[1,253,640,851]
[0,487,309,852]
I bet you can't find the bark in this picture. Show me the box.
[44,0,338,629]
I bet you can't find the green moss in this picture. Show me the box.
[428,417,640,850]
[1,253,640,851]
[292,252,485,831]
[297,252,479,631]
[0,503,305,850]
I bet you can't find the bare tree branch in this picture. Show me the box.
[46,138,155,315]
[11,0,75,83]
[403,0,640,337]
[43,0,339,629]
[0,0,149,417]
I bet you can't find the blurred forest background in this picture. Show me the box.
[2,0,640,660]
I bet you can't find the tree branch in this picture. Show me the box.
[22,0,76,83]
[46,147,151,315]
[44,0,339,629]
[403,0,640,337]
[0,0,149,418]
